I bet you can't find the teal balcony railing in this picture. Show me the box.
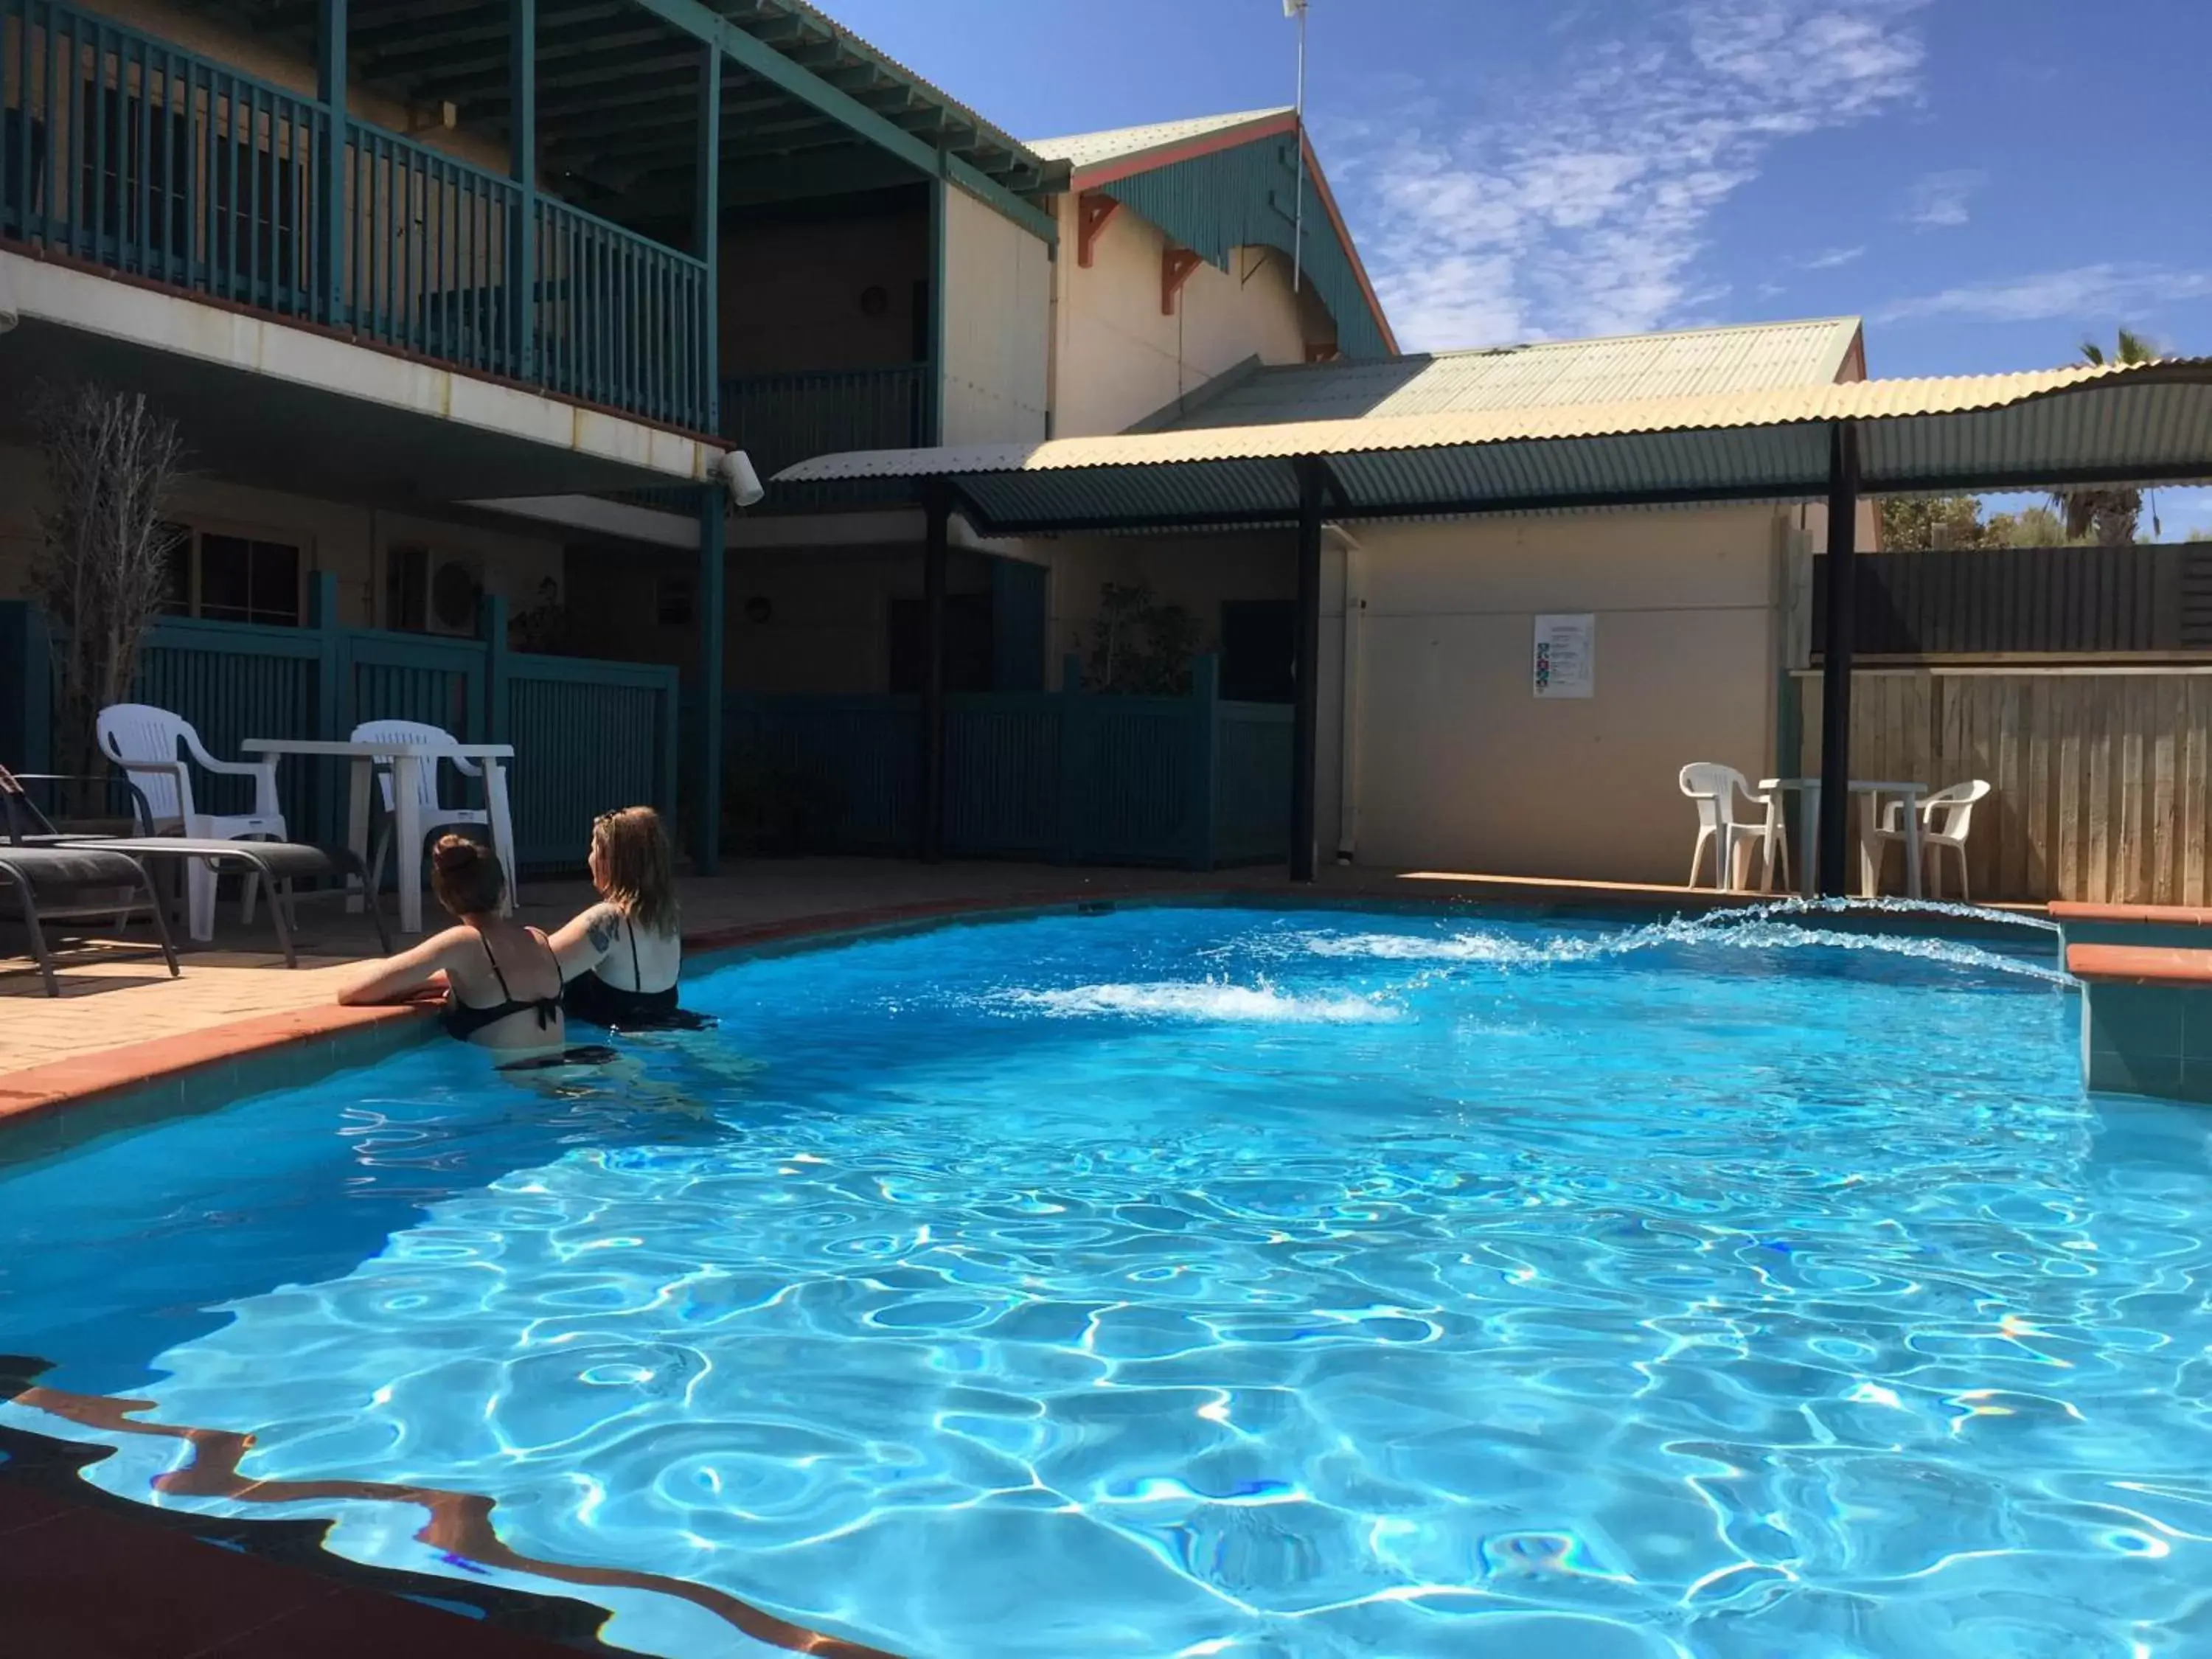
[537,195,711,434]
[1,0,711,432]
[720,363,930,481]
[608,363,931,513]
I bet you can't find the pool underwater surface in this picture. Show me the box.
[3,902,2205,1659]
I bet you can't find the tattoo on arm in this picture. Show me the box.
[587,911,616,954]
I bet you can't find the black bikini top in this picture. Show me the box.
[567,914,711,1031]
[445,928,563,1041]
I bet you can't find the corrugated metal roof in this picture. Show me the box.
[1141,318,1865,430]
[772,358,2212,532]
[1026,108,1293,173]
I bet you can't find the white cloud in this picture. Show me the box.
[1800,245,1868,269]
[1880,265,2212,323]
[1904,167,1985,228]
[1322,0,1929,349]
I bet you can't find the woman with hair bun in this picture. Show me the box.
[338,832,578,1062]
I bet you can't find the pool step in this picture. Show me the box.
[2062,911,2212,1102]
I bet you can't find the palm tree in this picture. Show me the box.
[2052,330,2160,545]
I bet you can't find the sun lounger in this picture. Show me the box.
[0,771,181,997]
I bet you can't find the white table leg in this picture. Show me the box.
[483,759,518,915]
[1903,796,1924,901]
[1798,785,1820,900]
[394,755,425,934]
[344,757,372,914]
[1857,790,1880,897]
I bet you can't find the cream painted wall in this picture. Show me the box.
[1048,191,1317,439]
[0,443,563,629]
[939,187,1051,445]
[1318,507,1789,883]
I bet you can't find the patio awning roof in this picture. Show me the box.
[773,357,2212,535]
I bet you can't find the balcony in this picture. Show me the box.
[724,362,928,508]
[0,0,712,432]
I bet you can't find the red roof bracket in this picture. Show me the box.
[1077,192,1121,268]
[1161,246,1205,316]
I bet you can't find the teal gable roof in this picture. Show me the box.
[1029,111,1396,362]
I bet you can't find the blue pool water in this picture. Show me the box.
[3,902,2206,1658]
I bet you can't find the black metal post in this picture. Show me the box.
[1818,421,1860,897]
[692,486,725,874]
[920,481,950,863]
[1290,458,1325,883]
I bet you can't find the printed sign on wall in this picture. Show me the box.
[1533,613,1596,699]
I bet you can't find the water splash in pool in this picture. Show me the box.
[999,980,1399,1023]
[1303,900,2072,987]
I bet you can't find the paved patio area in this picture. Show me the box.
[0,855,1785,1089]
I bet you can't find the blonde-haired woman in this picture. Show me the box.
[552,806,706,1030]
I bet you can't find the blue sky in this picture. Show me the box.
[827,0,2211,537]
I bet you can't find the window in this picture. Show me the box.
[161,526,303,627]
[77,80,189,257]
[1220,600,1298,703]
[1,107,48,226]
[209,122,304,302]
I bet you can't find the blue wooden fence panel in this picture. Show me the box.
[10,589,677,872]
[0,602,53,774]
[727,695,919,852]
[135,619,320,823]
[507,656,678,873]
[947,697,1060,856]
[1214,703,1295,866]
[726,661,1293,869]
[1069,696,1199,865]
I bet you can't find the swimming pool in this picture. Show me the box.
[3,900,2202,1658]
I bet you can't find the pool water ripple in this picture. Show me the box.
[3,905,2206,1658]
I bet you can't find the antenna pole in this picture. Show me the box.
[1290,0,1307,293]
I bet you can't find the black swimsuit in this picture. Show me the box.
[565,917,712,1031]
[444,929,564,1042]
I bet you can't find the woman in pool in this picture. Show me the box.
[550,806,709,1031]
[338,834,581,1063]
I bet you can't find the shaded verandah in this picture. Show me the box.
[776,358,2212,894]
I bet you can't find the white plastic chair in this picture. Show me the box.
[1679,762,1786,892]
[96,703,285,941]
[350,719,504,902]
[1871,779,1991,901]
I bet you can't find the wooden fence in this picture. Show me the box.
[1,577,679,875]
[1812,543,2212,658]
[1796,667,2212,904]
[727,655,1292,870]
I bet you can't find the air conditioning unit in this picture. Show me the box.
[386,546,484,636]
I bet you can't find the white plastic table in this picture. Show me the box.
[1758,778,1928,901]
[244,739,516,934]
